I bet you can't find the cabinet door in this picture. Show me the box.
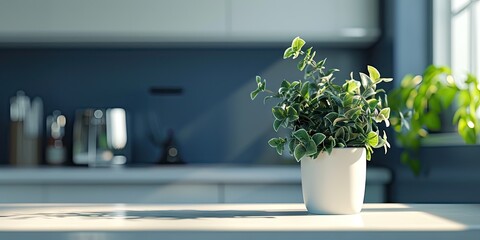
[0,0,227,43]
[230,0,379,44]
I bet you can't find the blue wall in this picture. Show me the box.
[0,47,369,165]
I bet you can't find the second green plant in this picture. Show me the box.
[389,65,480,174]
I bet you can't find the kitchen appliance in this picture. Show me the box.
[9,91,43,166]
[73,108,129,167]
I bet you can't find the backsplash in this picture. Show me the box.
[0,47,369,165]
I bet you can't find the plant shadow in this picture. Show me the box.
[0,209,309,220]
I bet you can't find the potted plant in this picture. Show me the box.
[250,37,392,214]
[389,66,480,175]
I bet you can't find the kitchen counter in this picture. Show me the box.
[0,203,478,240]
[0,166,392,204]
[0,166,391,184]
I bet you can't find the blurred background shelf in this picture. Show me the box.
[0,166,391,204]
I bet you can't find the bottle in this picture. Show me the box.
[46,111,67,165]
[9,91,43,167]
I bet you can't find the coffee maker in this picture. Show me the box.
[73,108,129,167]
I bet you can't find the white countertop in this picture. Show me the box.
[0,203,478,240]
[0,166,391,184]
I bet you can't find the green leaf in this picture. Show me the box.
[291,36,305,52]
[291,37,305,59]
[366,146,372,160]
[268,138,284,147]
[382,130,390,153]
[281,80,290,88]
[276,144,284,155]
[288,138,297,154]
[343,80,361,94]
[329,94,343,107]
[458,118,477,144]
[343,93,353,106]
[367,131,379,147]
[324,112,339,125]
[367,65,380,81]
[293,129,310,143]
[400,74,420,88]
[304,139,317,155]
[304,47,312,58]
[333,117,349,126]
[251,76,267,100]
[367,99,379,110]
[290,81,300,88]
[250,89,260,100]
[294,144,306,161]
[335,127,346,139]
[374,113,386,123]
[272,107,285,120]
[293,52,300,59]
[458,90,471,107]
[325,145,333,154]
[260,80,266,91]
[326,136,336,153]
[273,119,283,132]
[437,87,456,108]
[380,107,391,119]
[424,111,441,131]
[428,96,442,113]
[286,106,299,122]
[283,47,294,59]
[344,107,361,119]
[360,72,373,88]
[453,108,465,124]
[301,82,310,99]
[363,87,376,98]
[268,138,278,147]
[312,133,326,145]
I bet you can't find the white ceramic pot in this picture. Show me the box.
[301,148,366,214]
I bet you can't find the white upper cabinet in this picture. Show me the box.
[0,0,228,43]
[230,0,379,46]
[0,0,379,46]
